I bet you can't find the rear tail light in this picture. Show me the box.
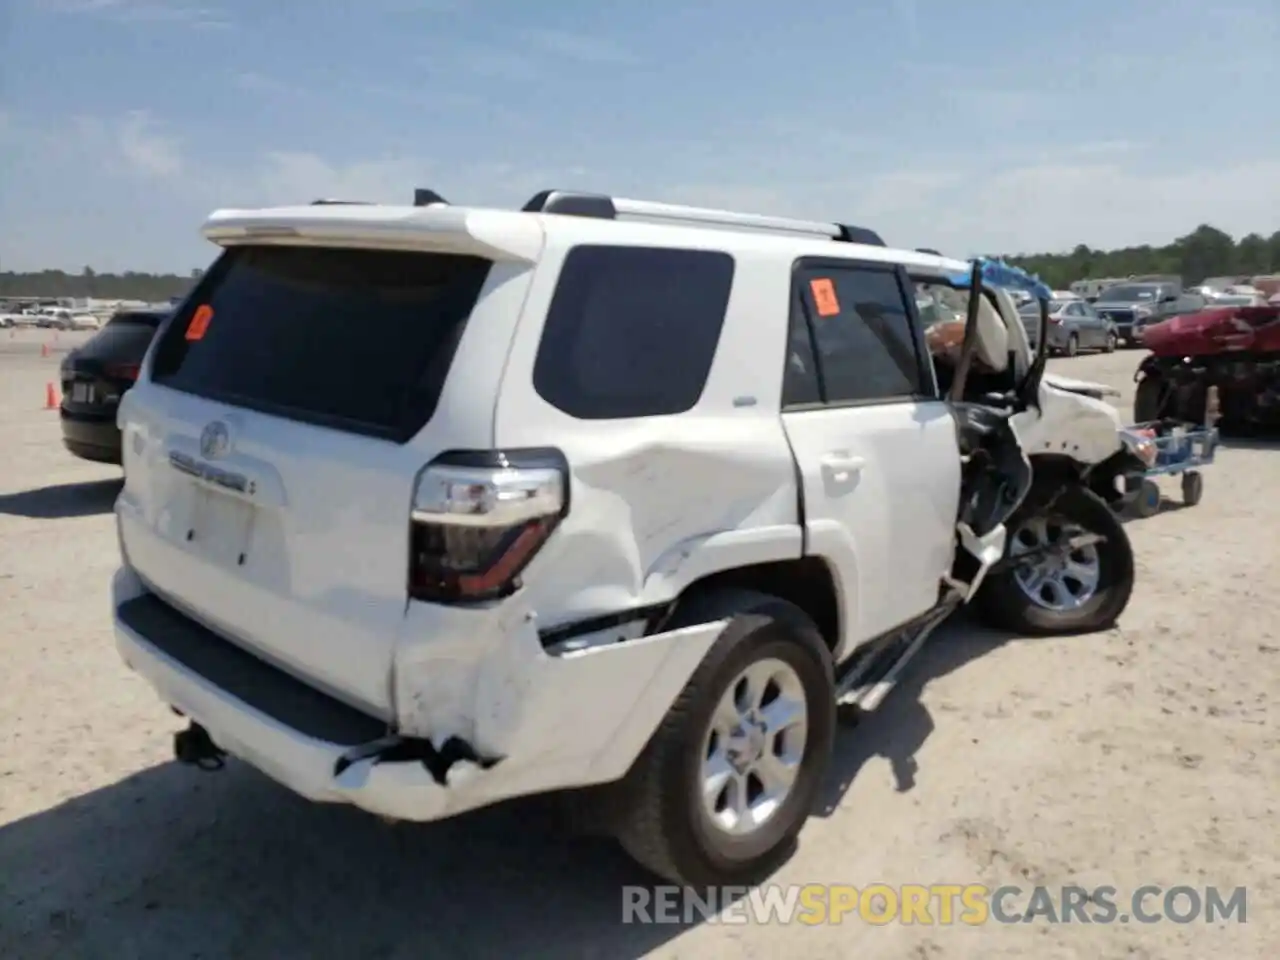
[105,362,141,380]
[408,448,569,604]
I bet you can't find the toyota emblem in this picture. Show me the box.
[199,421,230,460]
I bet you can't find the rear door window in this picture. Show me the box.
[532,245,735,420]
[791,261,930,404]
[150,245,493,442]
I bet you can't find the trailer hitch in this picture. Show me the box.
[174,721,226,771]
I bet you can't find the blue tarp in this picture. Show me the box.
[944,257,1054,301]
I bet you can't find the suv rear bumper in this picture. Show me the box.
[111,565,723,822]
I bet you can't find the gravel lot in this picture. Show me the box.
[1,328,1275,959]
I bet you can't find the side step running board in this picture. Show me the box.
[833,600,959,713]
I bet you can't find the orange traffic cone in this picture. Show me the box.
[41,343,49,357]
[45,382,59,409]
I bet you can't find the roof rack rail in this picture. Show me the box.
[915,247,942,256]
[413,188,448,207]
[310,198,371,205]
[521,189,884,245]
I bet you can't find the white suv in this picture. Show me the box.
[112,189,1140,887]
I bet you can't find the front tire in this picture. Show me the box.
[977,486,1135,635]
[1065,334,1079,357]
[615,591,835,887]
[1104,331,1117,353]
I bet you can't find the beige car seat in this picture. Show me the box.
[971,293,1009,373]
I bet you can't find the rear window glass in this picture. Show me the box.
[150,245,492,441]
[110,311,166,328]
[85,313,165,358]
[532,245,734,419]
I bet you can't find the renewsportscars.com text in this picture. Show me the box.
[621,883,1248,925]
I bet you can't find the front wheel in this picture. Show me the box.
[1104,331,1117,353]
[615,591,835,887]
[1065,334,1079,357]
[977,486,1135,635]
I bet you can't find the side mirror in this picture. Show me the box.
[1161,294,1177,304]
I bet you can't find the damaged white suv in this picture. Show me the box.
[112,189,1142,887]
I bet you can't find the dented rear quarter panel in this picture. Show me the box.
[491,230,803,630]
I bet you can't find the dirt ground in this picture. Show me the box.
[0,327,1275,959]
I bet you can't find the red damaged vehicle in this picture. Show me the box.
[1135,303,1280,432]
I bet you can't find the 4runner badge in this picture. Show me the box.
[199,421,230,460]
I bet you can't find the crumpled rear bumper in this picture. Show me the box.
[111,565,724,822]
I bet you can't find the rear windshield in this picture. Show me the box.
[150,245,492,442]
[111,311,166,328]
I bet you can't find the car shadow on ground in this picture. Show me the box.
[0,760,699,959]
[814,613,1025,816]
[0,478,121,519]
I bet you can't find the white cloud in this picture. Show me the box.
[4,108,1278,272]
[115,110,183,178]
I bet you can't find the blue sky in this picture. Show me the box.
[2,0,1278,273]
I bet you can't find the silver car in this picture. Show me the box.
[1018,298,1117,356]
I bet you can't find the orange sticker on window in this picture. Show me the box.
[809,278,840,317]
[185,304,213,341]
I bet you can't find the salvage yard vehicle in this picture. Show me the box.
[60,307,169,463]
[110,190,1142,888]
[1135,302,1280,434]
[1016,294,1116,356]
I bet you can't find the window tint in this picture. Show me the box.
[533,245,734,420]
[795,264,925,403]
[782,295,821,406]
[82,313,164,361]
[150,245,493,442]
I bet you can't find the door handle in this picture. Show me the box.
[821,454,866,483]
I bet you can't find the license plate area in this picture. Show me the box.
[71,382,98,404]
[183,482,259,569]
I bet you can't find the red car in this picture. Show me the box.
[1135,304,1280,432]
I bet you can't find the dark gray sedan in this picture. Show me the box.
[1018,297,1117,356]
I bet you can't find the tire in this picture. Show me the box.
[977,486,1135,635]
[1065,334,1079,357]
[1181,471,1203,506]
[615,590,835,887]
[1132,479,1161,518]
[1133,375,1166,423]
[1104,332,1117,353]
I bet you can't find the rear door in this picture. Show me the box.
[115,243,526,719]
[780,259,961,649]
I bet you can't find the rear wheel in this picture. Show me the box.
[615,591,835,887]
[978,486,1135,635]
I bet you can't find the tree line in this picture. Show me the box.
[1001,224,1280,290]
[0,267,202,302]
[3,224,1278,301]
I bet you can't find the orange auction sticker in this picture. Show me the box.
[809,278,840,317]
[185,304,213,341]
